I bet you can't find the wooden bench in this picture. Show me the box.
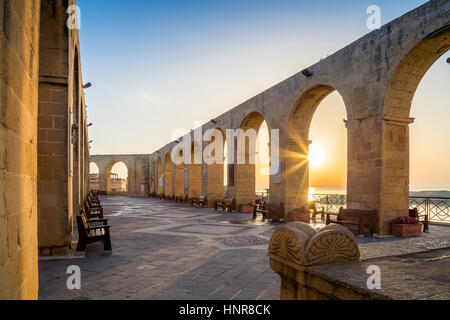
[409,208,429,233]
[253,201,267,218]
[80,209,108,225]
[264,202,285,222]
[215,198,236,212]
[308,201,325,220]
[175,195,187,204]
[164,194,175,201]
[84,200,104,219]
[192,196,208,208]
[87,195,101,208]
[76,212,112,253]
[326,208,377,235]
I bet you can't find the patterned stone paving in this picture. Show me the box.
[39,196,450,300]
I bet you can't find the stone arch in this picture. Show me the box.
[157,156,163,195]
[232,111,268,207]
[107,161,129,194]
[204,127,226,206]
[377,25,450,234]
[383,26,450,118]
[283,85,349,212]
[188,140,202,198]
[89,162,100,191]
[164,153,173,196]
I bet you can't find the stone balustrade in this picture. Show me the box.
[267,222,378,300]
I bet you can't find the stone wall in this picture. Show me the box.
[0,0,40,299]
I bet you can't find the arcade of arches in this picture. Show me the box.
[0,0,448,300]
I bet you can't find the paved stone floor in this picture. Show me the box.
[39,196,450,300]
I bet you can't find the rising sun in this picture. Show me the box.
[309,144,325,168]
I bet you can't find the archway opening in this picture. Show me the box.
[89,162,100,191]
[409,55,450,224]
[380,25,449,234]
[256,121,270,201]
[308,91,347,197]
[286,85,348,213]
[235,112,267,207]
[157,157,163,195]
[109,161,128,193]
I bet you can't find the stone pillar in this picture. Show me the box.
[379,116,414,235]
[0,0,40,300]
[278,137,310,216]
[38,0,73,255]
[206,163,224,207]
[188,164,202,198]
[164,160,173,196]
[175,164,185,196]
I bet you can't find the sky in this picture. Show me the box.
[79,0,449,191]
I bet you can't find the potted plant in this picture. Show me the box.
[392,216,423,237]
[289,207,311,223]
[239,203,255,213]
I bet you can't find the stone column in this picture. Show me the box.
[0,0,40,300]
[206,162,224,207]
[38,0,73,255]
[278,137,311,216]
[379,116,414,235]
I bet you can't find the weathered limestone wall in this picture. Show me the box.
[0,0,40,299]
[38,0,72,254]
[38,0,91,254]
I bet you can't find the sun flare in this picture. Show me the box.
[309,144,325,168]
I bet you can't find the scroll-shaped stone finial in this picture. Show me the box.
[304,225,360,266]
[268,222,360,267]
[268,222,316,265]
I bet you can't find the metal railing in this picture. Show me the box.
[310,194,347,214]
[309,194,450,224]
[410,197,450,224]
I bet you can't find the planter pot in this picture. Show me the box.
[240,205,254,213]
[289,209,311,223]
[392,224,423,237]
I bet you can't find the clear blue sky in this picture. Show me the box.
[80,1,450,189]
[78,0,428,154]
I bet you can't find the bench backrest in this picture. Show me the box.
[76,212,89,238]
[266,202,284,217]
[338,208,377,224]
[223,198,234,205]
[409,208,419,219]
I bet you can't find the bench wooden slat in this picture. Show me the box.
[326,208,377,235]
[76,211,112,253]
